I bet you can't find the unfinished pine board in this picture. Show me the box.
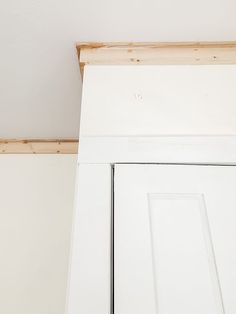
[0,140,79,154]
[77,42,236,76]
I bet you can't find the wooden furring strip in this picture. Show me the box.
[76,42,236,77]
[0,139,79,154]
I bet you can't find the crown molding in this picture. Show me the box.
[76,41,236,77]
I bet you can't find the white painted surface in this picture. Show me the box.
[114,164,236,314]
[81,65,236,136]
[78,136,236,164]
[0,155,77,314]
[1,0,236,137]
[67,164,111,314]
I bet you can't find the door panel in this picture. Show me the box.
[114,165,236,314]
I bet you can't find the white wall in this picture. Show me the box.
[0,155,77,314]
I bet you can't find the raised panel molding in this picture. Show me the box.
[148,193,224,314]
[114,164,236,314]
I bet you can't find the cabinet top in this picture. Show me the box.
[76,42,236,77]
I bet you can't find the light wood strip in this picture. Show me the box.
[0,139,79,154]
[76,42,236,76]
[77,42,236,49]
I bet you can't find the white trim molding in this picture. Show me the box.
[78,136,236,164]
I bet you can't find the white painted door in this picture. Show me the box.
[114,164,236,314]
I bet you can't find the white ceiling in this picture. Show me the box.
[1,0,236,138]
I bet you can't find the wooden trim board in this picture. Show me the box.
[0,139,79,154]
[76,42,236,77]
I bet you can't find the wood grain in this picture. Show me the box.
[0,139,79,154]
[76,42,236,77]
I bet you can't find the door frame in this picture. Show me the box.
[67,135,236,314]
